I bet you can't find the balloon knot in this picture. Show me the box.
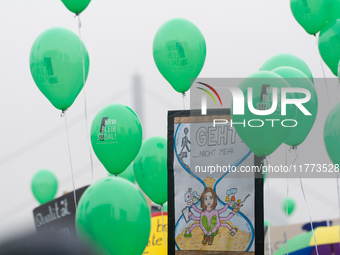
[61,109,67,117]
[288,145,297,152]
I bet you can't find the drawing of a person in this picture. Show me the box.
[184,187,238,245]
[177,127,191,170]
[180,127,191,153]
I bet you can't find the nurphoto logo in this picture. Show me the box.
[196,82,312,128]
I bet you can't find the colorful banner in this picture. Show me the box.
[168,110,264,254]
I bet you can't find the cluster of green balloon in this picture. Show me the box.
[260,53,317,147]
[231,71,296,157]
[290,0,340,77]
[76,177,151,255]
[91,104,142,175]
[61,0,91,14]
[133,136,167,205]
[290,0,332,35]
[29,27,90,111]
[291,0,340,77]
[31,169,58,204]
[319,19,340,76]
[324,103,340,167]
[153,18,206,93]
[282,197,296,216]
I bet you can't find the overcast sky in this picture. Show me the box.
[0,0,339,242]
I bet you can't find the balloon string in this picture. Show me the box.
[288,146,299,165]
[296,147,318,255]
[286,146,299,254]
[62,110,77,210]
[264,156,271,255]
[337,172,340,250]
[160,205,167,254]
[316,34,332,107]
[299,176,318,254]
[285,146,289,255]
[182,93,186,110]
[286,180,289,255]
[77,14,94,183]
[319,57,332,107]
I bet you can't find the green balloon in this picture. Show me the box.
[330,0,340,21]
[153,18,206,93]
[30,27,90,110]
[319,19,340,76]
[133,136,167,205]
[283,197,295,216]
[31,169,58,204]
[91,104,142,175]
[232,71,296,157]
[163,202,168,212]
[61,0,91,14]
[108,165,135,183]
[264,219,271,226]
[324,103,340,166]
[272,67,318,146]
[117,163,135,183]
[76,177,151,255]
[290,0,332,35]
[260,53,313,84]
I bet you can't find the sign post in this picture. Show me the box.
[33,186,89,236]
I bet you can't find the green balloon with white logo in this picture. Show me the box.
[272,67,318,146]
[91,104,143,175]
[232,71,296,157]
